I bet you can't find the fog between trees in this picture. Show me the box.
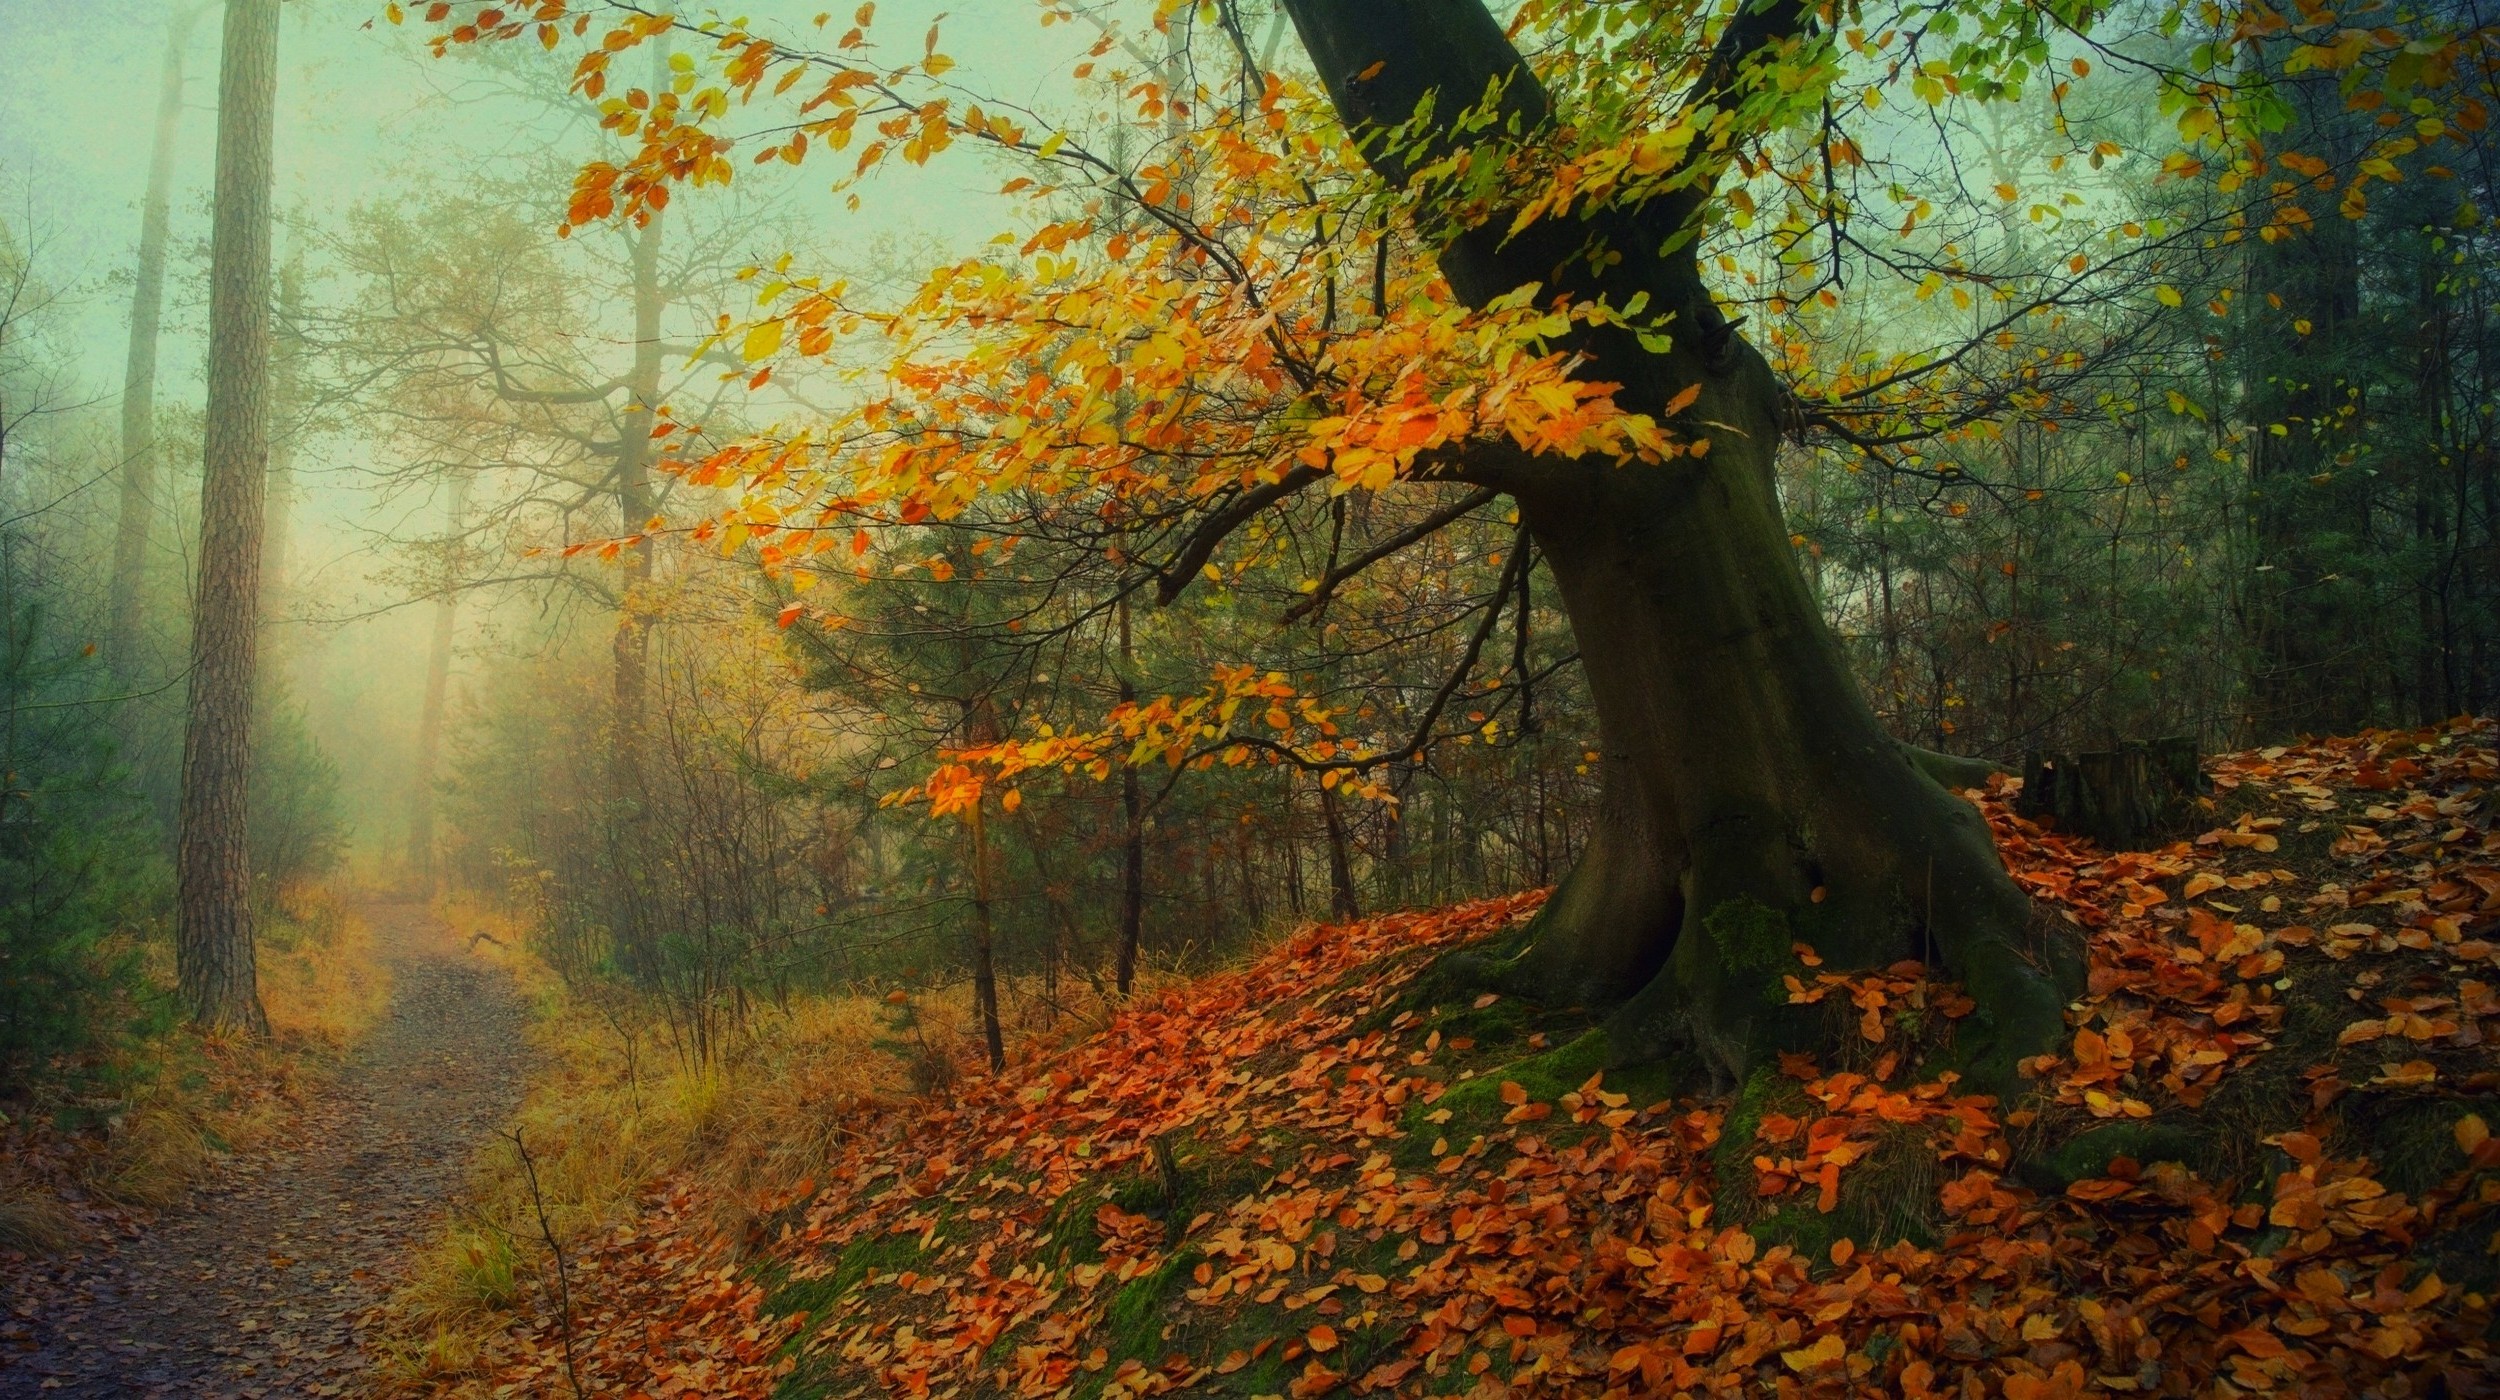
[1,0,2492,1086]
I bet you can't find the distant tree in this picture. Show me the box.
[108,1,211,682]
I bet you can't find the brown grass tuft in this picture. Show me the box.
[364,891,1179,1396]
[0,1180,74,1254]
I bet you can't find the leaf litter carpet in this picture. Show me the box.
[0,898,529,1398]
[464,722,2500,1399]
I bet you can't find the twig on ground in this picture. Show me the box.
[505,1128,585,1399]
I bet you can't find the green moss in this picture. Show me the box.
[1217,1332,1297,1397]
[1749,1201,1843,1262]
[1711,1065,1791,1187]
[1712,1068,1940,1254]
[1068,1251,1202,1400]
[1425,994,1551,1054]
[1392,1029,1675,1168]
[2024,1120,2205,1192]
[1702,897,1815,1005]
[761,1225,937,1400]
[1361,931,1540,1032]
[1033,1188,1109,1268]
[2363,1097,2497,1200]
[1704,897,1791,970]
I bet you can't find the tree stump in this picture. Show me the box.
[2017,737,2205,850]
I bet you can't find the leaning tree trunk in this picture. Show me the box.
[108,2,209,682]
[1280,0,2078,1094]
[175,0,282,1036]
[1505,404,2075,1089]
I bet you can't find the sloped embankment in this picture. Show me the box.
[468,722,2500,1397]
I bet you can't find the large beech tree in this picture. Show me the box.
[1261,0,2073,1089]
[424,0,2489,1096]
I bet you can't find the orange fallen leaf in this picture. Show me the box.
[1780,1333,1845,1373]
[2372,1060,2437,1088]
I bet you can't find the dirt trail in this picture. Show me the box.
[0,897,529,1398]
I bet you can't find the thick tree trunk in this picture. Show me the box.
[175,0,281,1036]
[1500,376,2074,1088]
[108,3,208,682]
[1281,0,2078,1093]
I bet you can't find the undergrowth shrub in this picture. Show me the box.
[250,696,348,894]
[0,538,168,1080]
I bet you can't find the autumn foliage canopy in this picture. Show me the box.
[412,0,2497,809]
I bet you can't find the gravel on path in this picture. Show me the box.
[0,898,529,1399]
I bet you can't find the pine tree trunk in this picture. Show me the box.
[175,0,281,1036]
[1281,0,2078,1094]
[108,3,208,682]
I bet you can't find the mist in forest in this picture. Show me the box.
[3,0,2497,1393]
[2,0,2493,1065]
[0,0,1062,875]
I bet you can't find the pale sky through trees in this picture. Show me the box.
[0,0,1110,856]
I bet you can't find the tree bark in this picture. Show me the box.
[968,796,1005,1071]
[2017,739,2203,851]
[1279,0,2078,1092]
[175,0,281,1036]
[1114,597,1145,994]
[108,2,209,682]
[1318,778,1360,921]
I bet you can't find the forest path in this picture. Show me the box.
[0,896,529,1399]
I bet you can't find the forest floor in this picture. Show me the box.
[426,721,2500,1398]
[0,897,528,1399]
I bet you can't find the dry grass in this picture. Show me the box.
[366,894,1185,1396]
[0,881,384,1247]
[0,1182,74,1253]
[259,882,391,1048]
[87,885,379,1208]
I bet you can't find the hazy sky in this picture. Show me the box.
[0,1,1109,388]
[0,0,1128,857]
